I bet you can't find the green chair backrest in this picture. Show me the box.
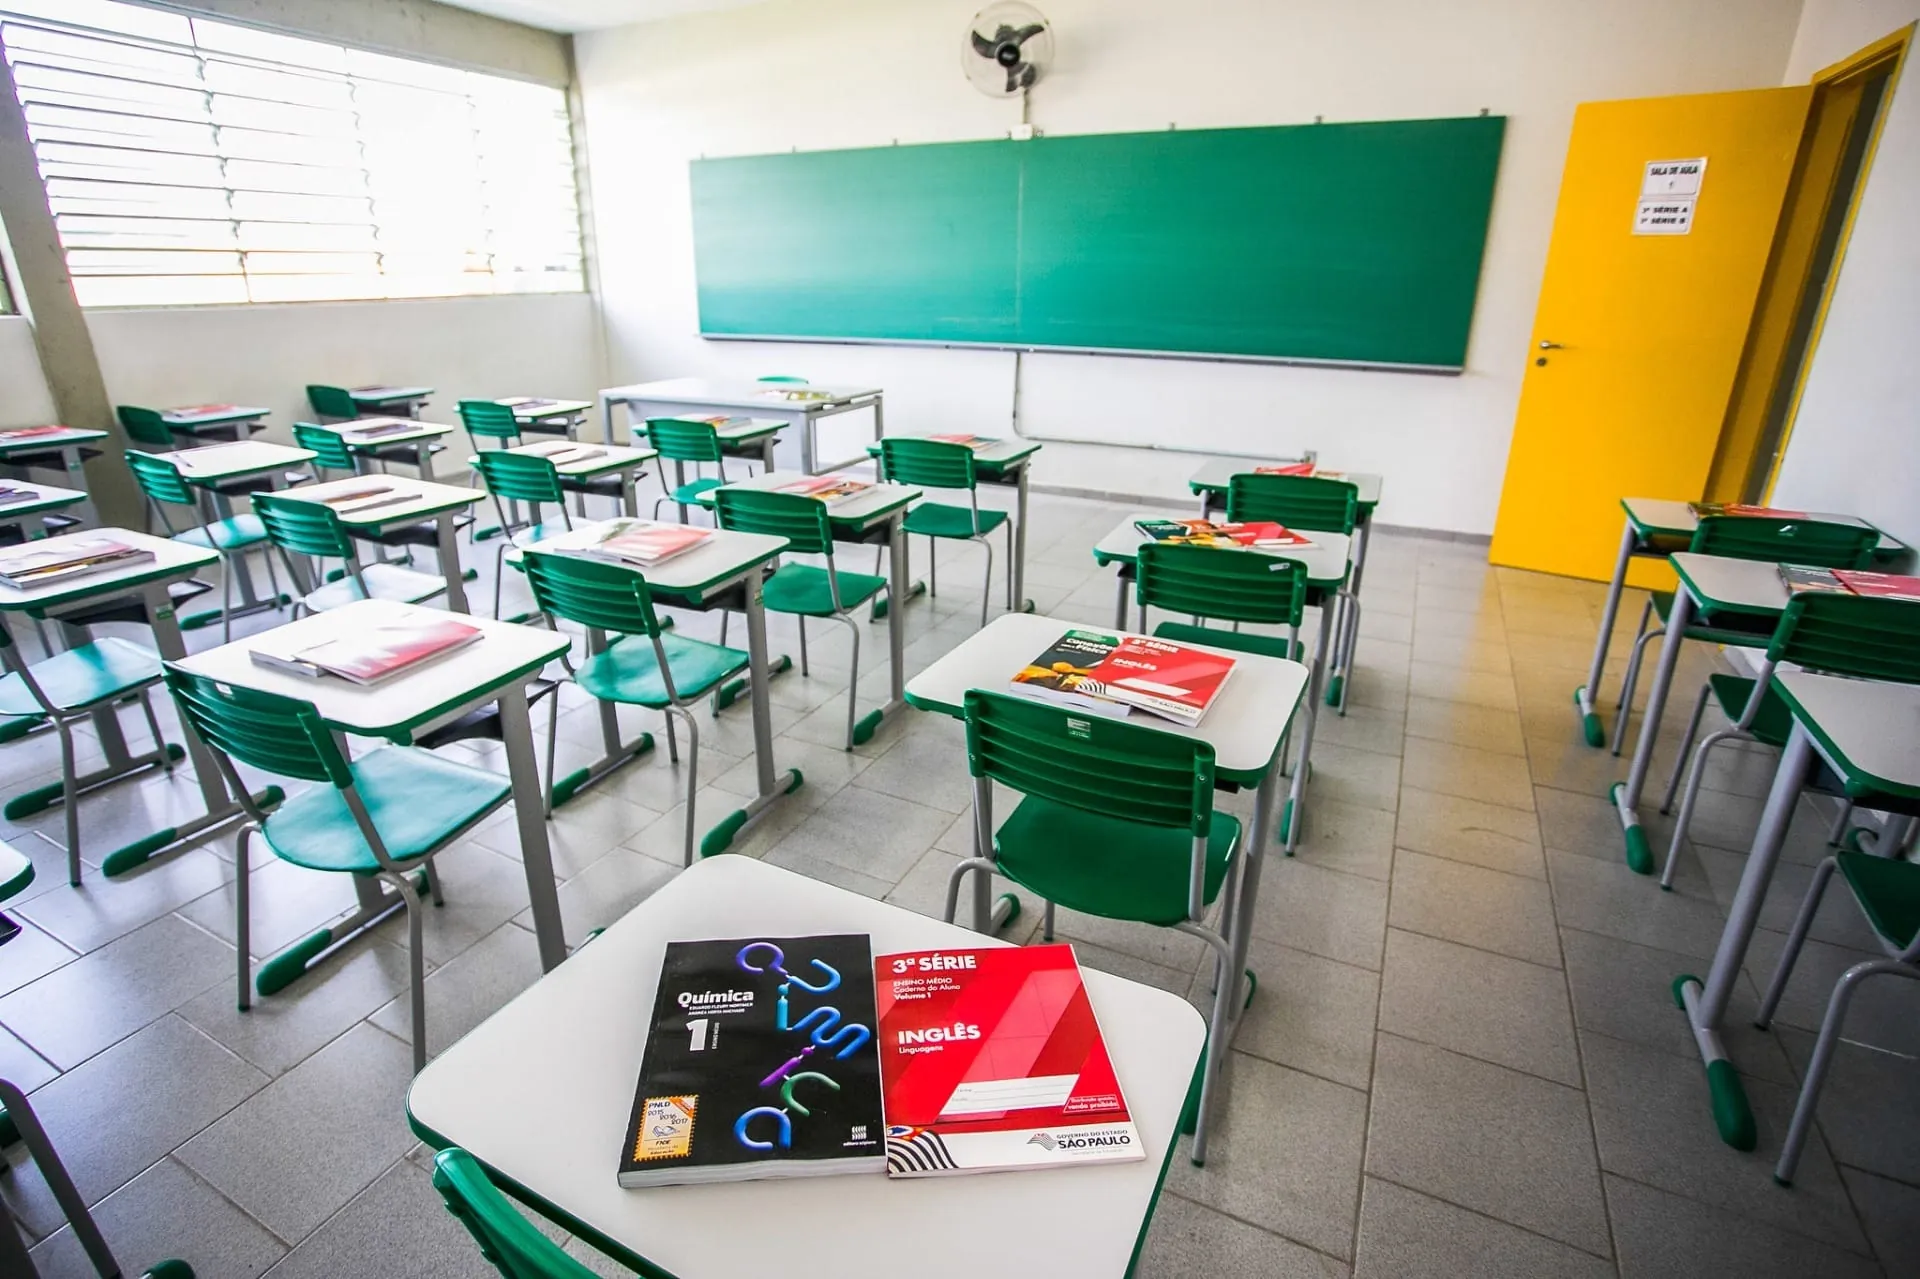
[1135,540,1308,627]
[880,437,976,492]
[474,449,566,508]
[521,546,667,640]
[116,404,174,448]
[1225,473,1358,534]
[1773,592,1920,684]
[253,490,356,561]
[644,417,725,465]
[756,375,809,384]
[713,487,833,558]
[306,384,360,420]
[292,421,356,472]
[124,449,198,509]
[431,1148,600,1279]
[964,689,1215,840]
[162,664,347,788]
[1691,515,1877,569]
[459,399,523,444]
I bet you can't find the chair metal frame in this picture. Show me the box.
[880,437,1011,628]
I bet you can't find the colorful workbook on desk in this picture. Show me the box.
[0,536,153,588]
[876,943,1141,1178]
[618,936,884,1188]
[1689,502,1812,519]
[497,397,562,413]
[773,474,873,507]
[250,613,481,685]
[167,403,238,417]
[0,425,72,442]
[1134,518,1314,551]
[576,518,711,568]
[675,414,755,431]
[926,433,1000,451]
[1778,565,1920,603]
[1009,628,1235,727]
[1252,462,1346,480]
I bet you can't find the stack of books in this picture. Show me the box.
[1133,517,1314,550]
[774,474,873,507]
[1779,566,1920,603]
[541,518,713,569]
[1009,628,1236,726]
[0,536,155,589]
[251,611,482,685]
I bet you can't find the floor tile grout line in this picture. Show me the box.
[1157,1186,1359,1272]
[1363,1170,1619,1266]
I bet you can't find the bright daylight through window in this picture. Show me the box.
[0,0,584,307]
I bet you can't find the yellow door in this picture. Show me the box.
[1490,87,1814,585]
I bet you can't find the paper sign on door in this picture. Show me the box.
[1635,157,1706,236]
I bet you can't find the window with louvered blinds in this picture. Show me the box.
[0,0,584,307]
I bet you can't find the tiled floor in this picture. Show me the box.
[2,488,1916,1277]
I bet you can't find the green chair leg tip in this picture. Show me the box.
[869,597,889,621]
[257,784,287,809]
[164,743,186,763]
[1704,1059,1757,1151]
[1772,1174,1792,1188]
[3,780,64,821]
[1623,826,1653,875]
[771,654,793,675]
[503,611,537,625]
[474,525,504,541]
[1324,674,1343,706]
[179,608,222,631]
[633,733,656,759]
[1581,712,1604,749]
[997,893,1021,928]
[785,768,805,795]
[256,929,333,997]
[461,568,479,582]
[0,716,43,745]
[0,1108,17,1148]
[851,709,883,746]
[700,810,750,858]
[1242,968,1258,1009]
[102,828,180,877]
[549,767,590,809]
[144,1261,195,1279]
[1670,974,1697,1010]
[715,677,746,712]
[1275,797,1295,851]
[1020,599,1035,614]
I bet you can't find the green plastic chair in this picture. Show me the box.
[881,437,1010,627]
[431,1147,598,1279]
[305,383,361,423]
[1612,514,1880,754]
[713,487,887,748]
[644,417,732,520]
[521,548,748,866]
[475,450,575,620]
[0,619,171,888]
[251,490,447,616]
[164,665,511,1071]
[125,450,283,642]
[291,421,358,477]
[458,399,525,450]
[1658,593,1920,887]
[943,689,1243,1165]
[1225,472,1359,535]
[115,404,176,448]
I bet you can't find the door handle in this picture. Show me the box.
[1538,340,1565,350]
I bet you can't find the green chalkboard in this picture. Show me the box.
[691,115,1505,369]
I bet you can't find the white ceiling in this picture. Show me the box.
[438,0,770,34]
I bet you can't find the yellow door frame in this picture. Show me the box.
[1706,24,1913,502]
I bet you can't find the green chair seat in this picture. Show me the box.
[574,631,749,709]
[1836,850,1920,951]
[902,501,1007,540]
[671,477,726,505]
[1152,620,1303,663]
[761,563,888,618]
[1705,673,1794,747]
[262,746,510,874]
[1,839,34,902]
[303,563,447,612]
[175,513,269,553]
[994,796,1240,928]
[1651,590,1777,645]
[0,638,162,716]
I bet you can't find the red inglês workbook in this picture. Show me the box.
[875,944,1142,1177]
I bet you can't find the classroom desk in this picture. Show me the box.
[173,598,575,976]
[904,611,1307,1005]
[700,472,922,745]
[0,530,277,876]
[1091,520,1352,850]
[867,435,1044,615]
[0,482,89,526]
[320,417,451,480]
[0,427,109,524]
[1609,552,1790,874]
[639,415,787,509]
[499,397,595,437]
[349,385,433,417]
[407,854,1206,1279]
[517,523,797,856]
[1188,460,1384,713]
[279,475,483,614]
[468,440,659,518]
[601,379,882,475]
[1572,498,1905,749]
[1672,671,1920,1150]
[165,440,316,620]
[159,404,271,441]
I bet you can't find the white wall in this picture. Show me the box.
[1768,3,1920,552]
[84,292,605,441]
[0,316,57,426]
[575,0,1803,533]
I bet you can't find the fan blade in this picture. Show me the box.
[1004,61,1029,94]
[1011,23,1047,44]
[970,29,998,57]
[1017,62,1037,89]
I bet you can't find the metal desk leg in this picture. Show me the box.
[501,682,568,972]
[672,460,688,525]
[1282,593,1335,853]
[57,444,97,524]
[620,472,638,519]
[1227,759,1280,1024]
[1675,724,1812,1151]
[799,409,816,475]
[93,582,283,877]
[1611,586,1692,874]
[873,510,911,729]
[1579,518,1640,748]
[1327,517,1369,714]
[1010,461,1033,614]
[1114,567,1130,630]
[434,514,472,615]
[415,444,436,483]
[703,571,803,856]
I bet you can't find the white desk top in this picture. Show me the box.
[605,379,882,412]
[520,519,788,601]
[174,599,568,737]
[349,385,432,403]
[0,426,109,453]
[1094,513,1353,587]
[325,417,451,448]
[165,439,315,481]
[1669,552,1792,617]
[283,474,481,527]
[906,611,1308,775]
[867,434,1042,469]
[472,440,658,479]
[1773,671,1920,802]
[1622,497,1900,554]
[649,413,787,443]
[0,528,216,613]
[708,470,921,528]
[499,397,595,418]
[406,855,1204,1279]
[1187,459,1384,507]
[0,482,89,518]
[161,404,271,427]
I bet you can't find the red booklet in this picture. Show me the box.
[167,403,237,416]
[1690,502,1811,519]
[876,944,1141,1177]
[1011,629,1236,726]
[773,474,872,506]
[1254,461,1316,476]
[0,425,71,441]
[1833,570,1920,603]
[256,615,481,685]
[585,519,711,567]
